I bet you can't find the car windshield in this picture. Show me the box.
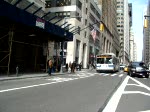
[131,62,146,67]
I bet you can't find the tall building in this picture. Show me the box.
[128,3,133,62]
[130,31,134,61]
[133,42,137,61]
[45,0,102,68]
[143,0,150,64]
[116,0,130,64]
[100,0,120,57]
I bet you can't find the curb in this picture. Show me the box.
[0,73,67,81]
[0,69,89,81]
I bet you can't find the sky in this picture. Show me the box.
[128,0,148,61]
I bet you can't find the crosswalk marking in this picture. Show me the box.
[103,74,110,76]
[119,74,124,77]
[47,72,125,83]
[111,74,117,76]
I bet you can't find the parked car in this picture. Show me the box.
[127,61,149,78]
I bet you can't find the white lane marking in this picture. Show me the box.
[102,76,129,112]
[48,77,74,81]
[119,74,124,77]
[129,76,150,91]
[123,91,150,96]
[103,74,109,76]
[127,84,141,87]
[111,74,117,76]
[0,81,58,93]
[0,73,94,93]
[139,110,150,112]
[94,73,98,75]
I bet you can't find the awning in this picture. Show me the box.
[0,0,73,41]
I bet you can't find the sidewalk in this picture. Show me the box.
[0,72,66,81]
[0,69,90,81]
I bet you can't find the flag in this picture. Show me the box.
[91,27,96,42]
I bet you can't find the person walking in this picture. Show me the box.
[48,59,53,76]
[68,61,72,73]
[72,61,76,73]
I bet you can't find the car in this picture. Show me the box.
[120,64,126,71]
[124,66,129,72]
[127,61,149,78]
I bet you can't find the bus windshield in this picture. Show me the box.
[97,58,112,64]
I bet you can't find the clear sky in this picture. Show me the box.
[128,0,148,61]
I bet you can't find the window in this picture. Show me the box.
[76,0,82,10]
[86,8,88,14]
[55,12,70,17]
[84,31,87,38]
[56,0,71,7]
[45,1,52,8]
[85,19,87,25]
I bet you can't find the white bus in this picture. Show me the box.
[96,53,120,72]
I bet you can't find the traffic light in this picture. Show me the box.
[144,18,148,28]
[100,23,104,31]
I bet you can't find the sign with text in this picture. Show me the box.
[36,18,45,29]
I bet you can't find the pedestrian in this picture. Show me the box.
[72,61,76,73]
[68,61,72,73]
[66,63,68,72]
[79,62,82,71]
[48,59,53,76]
[91,62,95,70]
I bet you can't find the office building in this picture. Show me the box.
[45,0,102,68]
[101,0,120,57]
[117,0,130,64]
[143,0,150,64]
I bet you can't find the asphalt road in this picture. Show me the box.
[0,70,150,112]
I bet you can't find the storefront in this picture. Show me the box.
[0,1,73,75]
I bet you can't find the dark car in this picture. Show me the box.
[127,61,149,78]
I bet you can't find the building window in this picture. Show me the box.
[55,12,71,17]
[86,8,88,14]
[84,31,87,38]
[75,12,81,21]
[85,19,87,25]
[56,0,71,7]
[45,1,52,8]
[76,0,82,10]
[89,13,95,23]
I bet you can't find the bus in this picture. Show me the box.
[96,53,120,72]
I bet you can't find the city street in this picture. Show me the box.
[0,70,150,112]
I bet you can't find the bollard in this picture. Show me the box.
[16,66,19,76]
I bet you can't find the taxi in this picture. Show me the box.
[124,66,129,72]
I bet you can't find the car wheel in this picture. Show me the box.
[129,72,133,77]
[145,75,149,78]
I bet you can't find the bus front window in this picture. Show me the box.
[97,58,104,64]
[105,58,112,64]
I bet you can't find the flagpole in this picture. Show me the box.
[94,39,96,66]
